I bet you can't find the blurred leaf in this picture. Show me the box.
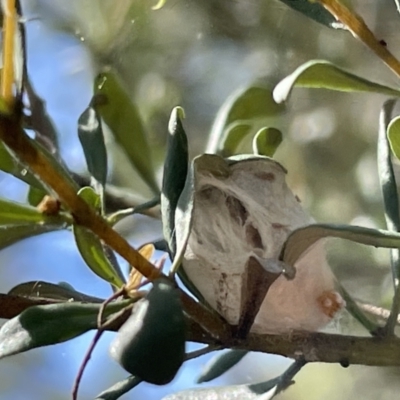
[207,85,285,155]
[110,278,185,385]
[197,350,248,383]
[281,223,400,267]
[163,380,277,400]
[165,359,305,400]
[152,0,166,10]
[0,224,61,251]
[273,60,400,103]
[0,300,130,359]
[95,375,141,400]
[9,281,103,303]
[78,105,108,187]
[27,186,47,207]
[161,107,189,255]
[0,197,61,225]
[73,187,124,287]
[217,122,252,158]
[395,0,400,14]
[277,0,343,29]
[252,127,283,156]
[93,71,158,193]
[25,77,60,152]
[380,101,400,282]
[387,115,400,161]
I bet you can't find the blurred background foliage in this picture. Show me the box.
[1,0,400,399]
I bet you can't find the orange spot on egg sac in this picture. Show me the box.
[317,290,345,319]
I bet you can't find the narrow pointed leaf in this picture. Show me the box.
[281,223,400,267]
[161,107,189,255]
[273,60,400,103]
[110,278,185,385]
[0,197,60,225]
[73,187,124,287]
[197,350,248,383]
[252,127,282,156]
[95,376,141,400]
[9,281,103,303]
[93,72,158,193]
[207,85,284,155]
[380,101,400,284]
[166,360,305,400]
[78,105,108,187]
[0,224,62,251]
[0,300,130,359]
[277,0,343,29]
[163,381,279,400]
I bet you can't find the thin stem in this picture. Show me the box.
[273,358,307,397]
[72,329,104,400]
[1,0,16,106]
[338,284,380,335]
[317,0,400,79]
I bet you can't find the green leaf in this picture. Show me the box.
[27,186,47,207]
[0,198,55,225]
[216,122,252,158]
[78,105,108,187]
[252,127,283,157]
[30,137,79,190]
[380,101,400,283]
[109,278,186,385]
[0,141,44,188]
[0,224,61,251]
[281,223,400,267]
[161,107,189,255]
[77,186,102,211]
[8,281,103,303]
[273,60,400,104]
[387,115,400,162]
[197,350,248,383]
[95,376,141,400]
[0,300,130,359]
[277,0,343,29]
[93,71,158,194]
[207,85,285,156]
[73,187,124,287]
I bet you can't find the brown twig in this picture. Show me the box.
[3,293,400,367]
[316,0,400,79]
